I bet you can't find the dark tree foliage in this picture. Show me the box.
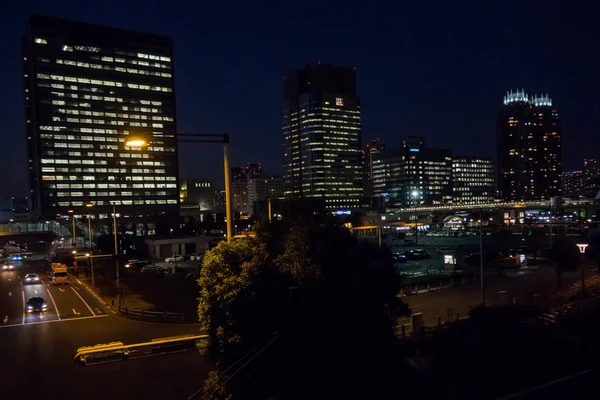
[198,199,407,397]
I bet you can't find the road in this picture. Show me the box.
[0,258,212,399]
[403,263,596,326]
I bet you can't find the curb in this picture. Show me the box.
[68,274,117,314]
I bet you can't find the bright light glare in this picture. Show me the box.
[411,190,419,197]
[125,139,149,147]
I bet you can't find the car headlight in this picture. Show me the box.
[26,278,30,282]
[125,264,130,268]
[42,304,47,308]
[34,277,39,281]
[27,305,33,310]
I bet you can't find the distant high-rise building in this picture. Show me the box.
[248,175,284,214]
[282,63,362,210]
[213,190,226,209]
[584,158,600,192]
[497,90,561,201]
[230,162,264,213]
[452,157,495,204]
[362,139,385,198]
[561,171,584,197]
[23,15,179,217]
[372,137,452,207]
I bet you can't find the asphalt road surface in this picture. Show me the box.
[402,263,597,326]
[0,258,212,399]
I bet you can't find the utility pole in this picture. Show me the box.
[223,136,233,241]
[87,213,94,288]
[113,204,120,307]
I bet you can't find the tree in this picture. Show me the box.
[200,370,232,400]
[551,237,580,290]
[198,236,284,358]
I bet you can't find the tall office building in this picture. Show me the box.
[561,171,584,197]
[583,158,600,193]
[362,139,385,198]
[497,90,561,201]
[372,137,452,207]
[282,63,362,210]
[23,15,179,217]
[452,156,495,204]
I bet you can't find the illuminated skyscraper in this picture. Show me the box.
[362,139,385,198]
[452,156,495,204]
[372,137,453,207]
[561,171,584,197]
[23,15,179,217]
[282,63,362,210]
[497,90,561,201]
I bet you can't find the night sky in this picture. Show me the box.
[0,0,594,196]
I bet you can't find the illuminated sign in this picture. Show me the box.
[409,148,419,152]
[576,244,588,254]
[194,182,211,188]
[335,210,351,215]
[335,97,344,106]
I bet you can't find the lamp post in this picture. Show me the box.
[85,203,94,288]
[411,190,419,245]
[68,209,76,248]
[125,132,233,241]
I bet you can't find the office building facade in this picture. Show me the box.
[362,139,385,198]
[452,156,495,204]
[372,137,452,207]
[561,171,584,197]
[496,90,561,201]
[23,15,179,217]
[179,178,214,210]
[282,63,362,210]
[248,175,284,214]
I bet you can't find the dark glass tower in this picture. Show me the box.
[282,63,362,210]
[496,90,561,201]
[23,15,179,217]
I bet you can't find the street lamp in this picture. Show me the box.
[411,190,419,245]
[124,131,234,241]
[68,209,76,248]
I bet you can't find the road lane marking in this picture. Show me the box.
[34,289,38,294]
[72,308,81,316]
[22,291,25,324]
[71,287,96,316]
[46,288,61,320]
[0,314,108,329]
[59,288,65,292]
[8,292,12,296]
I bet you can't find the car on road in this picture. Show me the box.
[392,254,408,263]
[141,265,158,273]
[402,249,432,260]
[24,273,40,284]
[165,255,184,263]
[125,260,149,271]
[26,296,48,312]
[2,263,15,271]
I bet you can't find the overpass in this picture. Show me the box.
[387,198,595,214]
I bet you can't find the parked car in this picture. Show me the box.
[125,260,149,270]
[402,249,431,260]
[141,265,159,273]
[164,255,184,263]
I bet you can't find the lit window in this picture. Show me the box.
[62,45,73,52]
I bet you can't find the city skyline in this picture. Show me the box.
[0,2,591,198]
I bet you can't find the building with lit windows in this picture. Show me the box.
[497,90,561,201]
[248,175,284,214]
[23,15,179,218]
[372,137,452,207]
[179,179,214,210]
[282,63,362,210]
[452,156,495,204]
[583,158,600,194]
[561,171,584,197]
[362,139,385,198]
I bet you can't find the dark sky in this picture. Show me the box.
[0,0,595,195]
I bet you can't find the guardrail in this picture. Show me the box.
[74,334,208,366]
[118,306,185,321]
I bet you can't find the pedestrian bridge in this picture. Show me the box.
[388,198,594,213]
